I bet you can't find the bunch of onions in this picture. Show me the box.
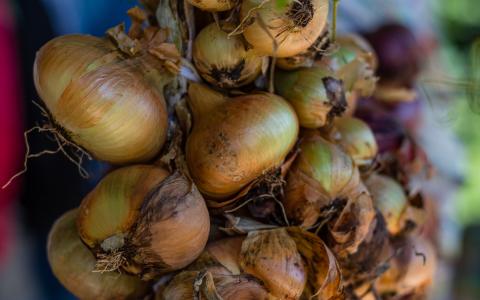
[240,0,329,57]
[193,22,265,88]
[34,34,172,164]
[186,83,298,199]
[186,0,234,12]
[333,116,378,166]
[275,66,346,128]
[364,173,408,235]
[77,165,210,280]
[283,132,360,226]
[376,236,437,297]
[47,209,148,300]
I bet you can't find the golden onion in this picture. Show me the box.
[275,66,346,128]
[240,0,329,57]
[77,165,210,279]
[34,34,170,164]
[186,0,235,12]
[333,116,378,165]
[48,209,148,300]
[283,133,359,226]
[193,22,264,89]
[186,83,299,199]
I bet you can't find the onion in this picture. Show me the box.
[34,34,171,164]
[283,132,360,226]
[186,0,235,12]
[240,0,329,57]
[47,209,148,300]
[333,116,378,166]
[77,165,210,279]
[193,22,264,88]
[186,83,298,199]
[275,66,347,128]
[364,173,408,235]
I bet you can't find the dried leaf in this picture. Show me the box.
[106,23,142,56]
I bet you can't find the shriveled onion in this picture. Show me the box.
[283,133,359,226]
[333,116,378,166]
[186,83,298,199]
[34,34,171,163]
[240,0,329,57]
[364,173,408,235]
[193,22,264,88]
[77,165,210,279]
[275,66,346,128]
[48,209,148,300]
[186,0,235,12]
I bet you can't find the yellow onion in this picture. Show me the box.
[193,22,264,88]
[275,66,346,128]
[77,165,210,279]
[34,34,171,164]
[239,229,307,299]
[333,117,378,166]
[283,133,360,226]
[240,0,329,57]
[186,0,235,12]
[47,209,148,300]
[376,236,437,297]
[364,173,408,235]
[186,83,298,199]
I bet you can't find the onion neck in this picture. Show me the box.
[187,83,227,122]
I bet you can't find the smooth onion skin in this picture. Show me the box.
[186,92,299,199]
[48,210,148,300]
[34,34,169,164]
[193,23,263,89]
[240,0,329,57]
[77,165,170,248]
[186,0,234,12]
[334,117,378,165]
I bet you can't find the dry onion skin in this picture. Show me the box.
[186,0,235,12]
[283,133,360,226]
[275,66,346,129]
[77,165,210,279]
[239,228,307,299]
[47,209,148,300]
[193,22,264,89]
[186,83,299,199]
[240,0,329,57]
[333,117,378,166]
[33,34,170,164]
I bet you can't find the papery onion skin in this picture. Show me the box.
[77,165,169,248]
[187,85,299,199]
[240,0,329,57]
[334,117,378,166]
[34,34,169,164]
[186,0,235,12]
[193,23,264,88]
[275,67,336,128]
[364,174,408,235]
[48,209,148,300]
[283,133,359,226]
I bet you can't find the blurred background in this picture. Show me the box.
[0,0,479,299]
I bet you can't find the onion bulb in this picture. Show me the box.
[77,165,210,279]
[283,133,360,226]
[275,66,346,128]
[193,22,264,88]
[364,173,408,235]
[47,209,148,300]
[186,0,235,12]
[333,117,378,166]
[239,229,307,299]
[34,34,171,164]
[186,83,298,199]
[240,0,329,57]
